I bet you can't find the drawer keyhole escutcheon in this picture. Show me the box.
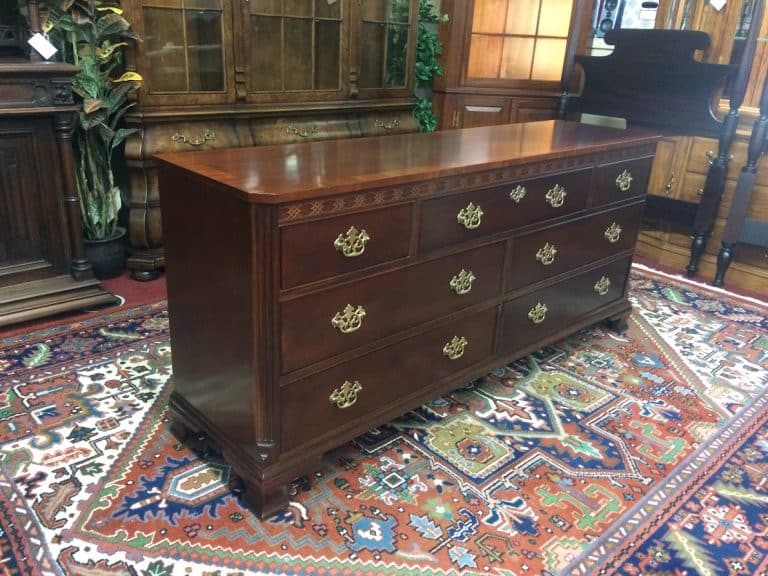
[331,304,366,333]
[443,336,469,360]
[449,269,476,295]
[616,170,633,192]
[457,202,484,229]
[334,226,370,257]
[535,243,557,266]
[329,380,363,409]
[528,302,548,324]
[509,185,527,203]
[594,276,611,296]
[545,184,567,207]
[604,222,622,244]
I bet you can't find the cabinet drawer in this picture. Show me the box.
[593,156,653,205]
[140,120,248,157]
[500,258,631,355]
[508,202,643,290]
[281,241,505,372]
[281,204,413,289]
[419,168,591,252]
[281,307,497,450]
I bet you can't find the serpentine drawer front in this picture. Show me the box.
[156,120,659,519]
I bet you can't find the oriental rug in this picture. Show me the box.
[0,264,765,576]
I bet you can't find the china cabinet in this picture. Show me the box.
[432,0,593,130]
[0,0,117,327]
[121,0,420,280]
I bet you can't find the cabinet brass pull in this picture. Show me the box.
[331,304,366,333]
[616,170,633,192]
[535,242,557,266]
[443,336,468,360]
[374,118,400,130]
[545,184,567,207]
[594,276,611,296]
[449,269,476,295]
[329,380,362,409]
[334,226,370,257]
[509,185,527,203]
[604,222,622,244]
[664,172,676,197]
[528,302,548,324]
[457,202,484,229]
[171,129,216,147]
[286,124,318,138]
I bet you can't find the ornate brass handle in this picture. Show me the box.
[509,185,527,203]
[334,226,370,257]
[706,149,733,165]
[374,118,400,130]
[594,276,611,296]
[329,380,362,409]
[449,269,476,295]
[616,170,633,192]
[545,184,567,208]
[535,242,557,266]
[331,304,366,334]
[528,302,548,324]
[443,336,468,360]
[286,124,319,138]
[604,222,622,244]
[171,129,216,147]
[457,202,484,230]
[664,172,676,197]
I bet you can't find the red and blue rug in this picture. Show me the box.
[0,264,766,575]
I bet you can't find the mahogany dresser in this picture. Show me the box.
[155,120,658,518]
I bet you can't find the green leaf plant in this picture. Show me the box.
[42,0,141,240]
[413,0,448,132]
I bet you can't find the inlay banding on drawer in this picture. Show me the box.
[281,241,505,372]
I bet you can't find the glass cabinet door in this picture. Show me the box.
[138,0,233,104]
[355,0,416,96]
[244,0,347,102]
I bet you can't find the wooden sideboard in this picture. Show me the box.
[156,120,658,518]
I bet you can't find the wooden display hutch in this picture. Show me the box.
[121,0,421,280]
[0,0,117,328]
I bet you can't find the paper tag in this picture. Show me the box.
[28,33,58,60]
[709,0,727,11]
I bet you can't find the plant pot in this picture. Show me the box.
[84,226,127,279]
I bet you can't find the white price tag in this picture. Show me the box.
[28,33,58,60]
[709,0,727,11]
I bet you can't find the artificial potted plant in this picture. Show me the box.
[42,0,141,278]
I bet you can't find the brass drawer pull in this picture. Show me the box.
[334,226,370,257]
[331,304,366,333]
[604,222,622,244]
[545,184,567,207]
[286,124,318,138]
[171,129,216,147]
[443,336,468,360]
[594,276,611,296]
[449,269,476,295]
[374,118,400,130]
[457,202,484,229]
[528,302,548,324]
[329,380,362,409]
[535,242,557,266]
[509,185,527,203]
[615,170,633,192]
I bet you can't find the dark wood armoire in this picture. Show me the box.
[0,0,117,328]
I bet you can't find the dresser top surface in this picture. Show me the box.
[155,120,659,204]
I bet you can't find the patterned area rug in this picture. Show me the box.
[0,264,766,576]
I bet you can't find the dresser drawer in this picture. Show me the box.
[418,168,591,252]
[281,307,497,450]
[593,156,653,205]
[281,241,505,372]
[280,204,413,288]
[500,258,631,355]
[508,203,643,290]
